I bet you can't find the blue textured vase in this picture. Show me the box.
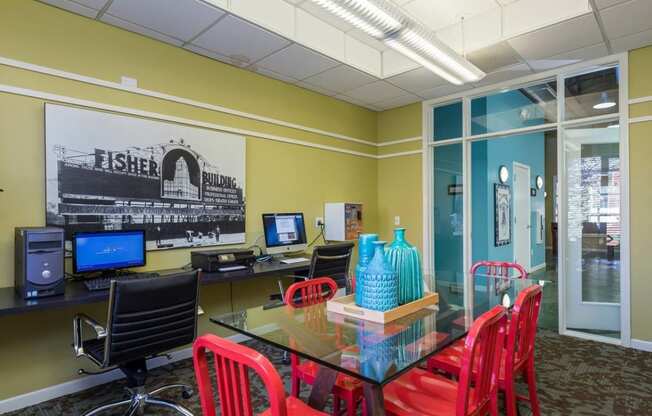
[355,233,378,306]
[359,241,398,312]
[385,228,424,305]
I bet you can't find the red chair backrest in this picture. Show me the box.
[193,334,288,416]
[285,277,338,307]
[457,305,508,416]
[470,261,528,279]
[505,285,542,374]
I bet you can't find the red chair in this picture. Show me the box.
[470,261,528,279]
[427,285,543,416]
[193,334,327,416]
[383,305,507,416]
[286,277,366,416]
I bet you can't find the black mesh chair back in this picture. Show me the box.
[103,270,199,367]
[308,242,354,289]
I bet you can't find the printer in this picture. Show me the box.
[191,249,256,272]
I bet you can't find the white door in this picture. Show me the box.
[563,125,621,334]
[513,163,531,272]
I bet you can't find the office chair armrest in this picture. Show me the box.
[73,313,107,358]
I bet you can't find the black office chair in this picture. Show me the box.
[73,270,199,416]
[278,242,355,302]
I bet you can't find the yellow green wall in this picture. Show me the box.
[628,46,652,342]
[0,0,380,400]
[376,103,423,250]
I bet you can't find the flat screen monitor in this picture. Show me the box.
[262,213,307,255]
[72,230,146,274]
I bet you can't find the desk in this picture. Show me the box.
[0,260,310,317]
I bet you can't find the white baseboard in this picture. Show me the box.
[631,338,652,352]
[0,333,249,414]
[530,263,546,273]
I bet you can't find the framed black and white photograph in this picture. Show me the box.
[45,104,246,252]
[494,183,511,246]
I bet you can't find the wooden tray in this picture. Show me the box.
[326,292,439,324]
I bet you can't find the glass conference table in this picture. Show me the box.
[211,275,548,415]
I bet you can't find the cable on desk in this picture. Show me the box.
[308,223,326,247]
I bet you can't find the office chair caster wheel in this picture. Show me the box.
[181,388,193,399]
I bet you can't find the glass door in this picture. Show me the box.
[563,122,621,338]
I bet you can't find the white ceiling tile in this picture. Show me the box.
[594,0,630,9]
[467,42,523,73]
[38,0,100,18]
[610,29,652,53]
[296,80,338,96]
[253,66,300,84]
[191,15,290,67]
[345,35,382,76]
[382,49,419,78]
[302,65,377,94]
[256,44,340,80]
[503,0,591,38]
[296,8,346,61]
[202,0,229,8]
[335,94,380,111]
[464,7,503,52]
[184,43,248,66]
[346,28,388,51]
[386,67,446,94]
[101,13,184,46]
[106,0,223,42]
[402,0,498,31]
[419,83,472,100]
[374,94,422,110]
[528,43,608,71]
[601,0,652,39]
[344,80,407,103]
[474,63,532,87]
[436,22,463,54]
[299,1,356,32]
[67,0,106,9]
[508,14,602,61]
[230,0,296,39]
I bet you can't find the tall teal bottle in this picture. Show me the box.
[359,241,398,312]
[385,228,424,305]
[355,233,378,306]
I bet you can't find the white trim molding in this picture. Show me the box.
[530,263,546,273]
[629,115,652,124]
[376,136,421,147]
[377,149,422,159]
[629,95,652,105]
[631,338,652,352]
[0,333,249,414]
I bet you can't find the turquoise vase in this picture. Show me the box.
[359,241,398,312]
[355,233,378,306]
[385,228,424,305]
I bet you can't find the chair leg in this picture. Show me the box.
[332,396,341,416]
[504,379,518,416]
[145,397,194,416]
[490,391,499,416]
[291,374,301,398]
[345,396,356,416]
[149,384,193,399]
[525,360,541,416]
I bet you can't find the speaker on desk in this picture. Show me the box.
[15,227,65,299]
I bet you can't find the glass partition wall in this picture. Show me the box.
[424,55,629,346]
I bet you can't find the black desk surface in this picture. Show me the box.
[0,260,310,318]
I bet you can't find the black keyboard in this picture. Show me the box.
[84,272,160,291]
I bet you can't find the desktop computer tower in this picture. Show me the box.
[15,227,65,299]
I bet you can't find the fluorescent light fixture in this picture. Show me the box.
[385,39,463,85]
[309,0,485,85]
[594,92,616,110]
[312,0,402,38]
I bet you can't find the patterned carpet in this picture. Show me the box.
[6,330,652,416]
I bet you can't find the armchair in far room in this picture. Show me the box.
[277,242,355,303]
[72,270,200,416]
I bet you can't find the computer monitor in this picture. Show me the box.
[262,213,307,255]
[72,230,146,274]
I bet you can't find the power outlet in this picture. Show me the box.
[394,216,401,225]
[315,217,324,228]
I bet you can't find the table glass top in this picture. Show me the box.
[210,275,549,385]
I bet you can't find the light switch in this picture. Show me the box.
[394,216,400,225]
